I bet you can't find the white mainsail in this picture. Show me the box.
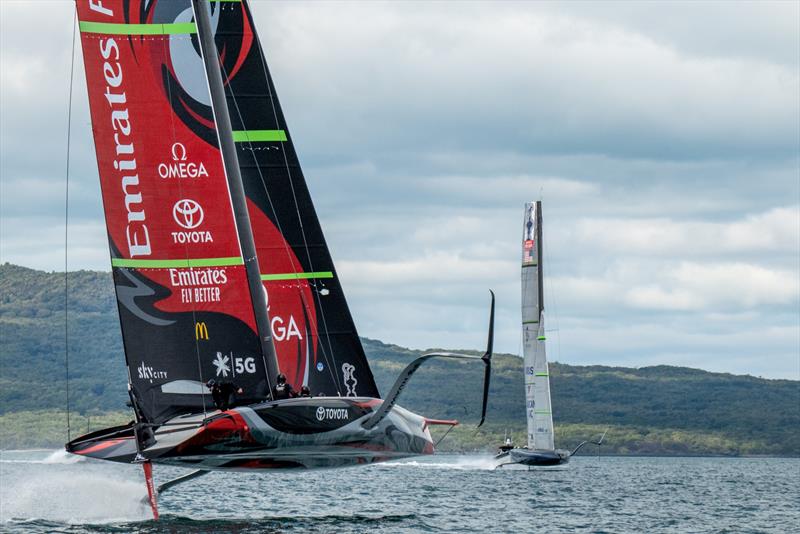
[522,201,554,451]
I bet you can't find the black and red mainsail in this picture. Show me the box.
[211,0,380,398]
[76,0,378,425]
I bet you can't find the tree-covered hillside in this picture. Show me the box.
[1,263,798,455]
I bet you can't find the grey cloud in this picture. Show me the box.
[258,2,799,161]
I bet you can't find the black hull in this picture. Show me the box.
[66,397,434,471]
[495,448,569,467]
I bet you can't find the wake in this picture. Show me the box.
[0,455,149,524]
[0,450,84,465]
[378,456,498,470]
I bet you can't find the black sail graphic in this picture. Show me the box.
[213,0,380,398]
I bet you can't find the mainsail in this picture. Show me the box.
[76,0,379,425]
[522,201,554,451]
[211,0,380,398]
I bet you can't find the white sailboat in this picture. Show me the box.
[495,201,603,468]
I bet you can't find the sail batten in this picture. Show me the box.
[110,257,244,268]
[79,21,198,35]
[232,130,288,142]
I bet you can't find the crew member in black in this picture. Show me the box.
[299,385,311,397]
[272,373,297,400]
[206,379,243,411]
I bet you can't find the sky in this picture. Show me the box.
[1,1,798,379]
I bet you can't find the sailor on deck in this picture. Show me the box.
[273,373,297,400]
[206,379,243,411]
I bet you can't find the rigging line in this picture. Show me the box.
[249,30,342,394]
[162,26,207,419]
[433,424,456,448]
[63,7,77,444]
[218,58,342,394]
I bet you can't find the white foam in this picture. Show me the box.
[0,450,84,465]
[378,456,498,470]
[1,470,150,524]
[42,449,85,464]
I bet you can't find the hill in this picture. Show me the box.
[1,263,798,455]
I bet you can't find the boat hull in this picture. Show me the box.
[66,397,434,470]
[495,447,569,467]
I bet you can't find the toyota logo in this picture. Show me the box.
[173,199,204,229]
[316,407,326,421]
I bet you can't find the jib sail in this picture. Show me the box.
[76,0,274,423]
[208,0,380,398]
[522,201,555,451]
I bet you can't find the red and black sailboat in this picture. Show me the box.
[66,0,492,518]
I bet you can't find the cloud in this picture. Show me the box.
[543,260,798,315]
[256,1,799,160]
[624,262,800,311]
[574,206,800,257]
[538,0,800,67]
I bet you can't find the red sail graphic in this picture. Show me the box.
[76,0,268,423]
[247,201,318,389]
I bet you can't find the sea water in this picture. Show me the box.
[1,450,797,533]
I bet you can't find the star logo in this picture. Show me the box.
[212,352,230,377]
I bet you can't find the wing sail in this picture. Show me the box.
[522,201,554,451]
[76,0,272,423]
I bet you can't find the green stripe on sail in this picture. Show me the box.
[522,263,538,268]
[260,271,334,281]
[534,372,549,377]
[111,257,243,268]
[232,130,288,142]
[79,21,197,35]
[522,320,539,324]
[537,336,546,341]
[533,410,552,415]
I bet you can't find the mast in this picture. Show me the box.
[192,0,280,389]
[536,200,544,314]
